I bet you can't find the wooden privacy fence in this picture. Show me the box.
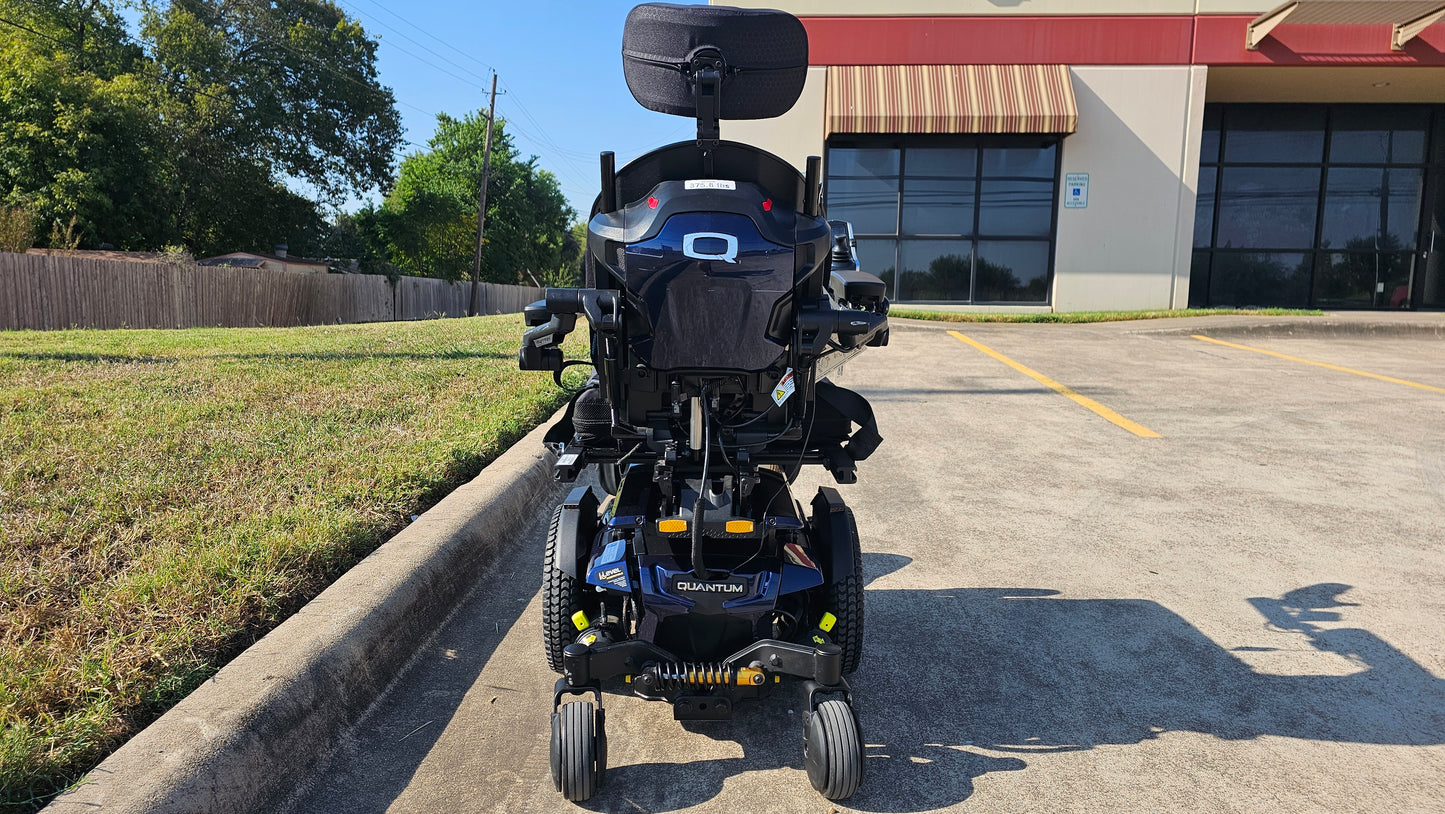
[0,252,542,331]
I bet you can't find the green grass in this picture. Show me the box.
[0,317,576,811]
[889,307,1323,324]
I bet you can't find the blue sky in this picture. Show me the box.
[331,0,710,220]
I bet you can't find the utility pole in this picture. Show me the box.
[469,73,499,317]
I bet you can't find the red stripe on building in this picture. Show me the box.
[802,16,1194,66]
[800,15,1445,67]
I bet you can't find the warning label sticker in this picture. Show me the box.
[771,368,796,406]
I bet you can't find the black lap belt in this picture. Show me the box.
[815,380,882,461]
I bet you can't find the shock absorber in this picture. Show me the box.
[642,662,768,690]
[652,662,737,691]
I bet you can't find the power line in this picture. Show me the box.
[0,13,247,107]
[293,2,686,194]
[331,1,490,90]
[0,13,70,48]
[497,80,594,188]
[333,0,491,87]
[347,0,496,76]
[322,0,613,191]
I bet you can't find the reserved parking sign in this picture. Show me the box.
[1064,173,1089,209]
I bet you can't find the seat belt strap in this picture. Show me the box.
[815,380,882,461]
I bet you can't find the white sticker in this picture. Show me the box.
[684,179,736,190]
[557,453,579,467]
[771,368,796,406]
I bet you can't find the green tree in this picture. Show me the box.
[319,204,393,274]
[375,112,575,282]
[141,0,401,201]
[0,0,173,249]
[0,0,399,253]
[546,220,587,288]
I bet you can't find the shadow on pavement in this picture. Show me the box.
[587,553,1445,813]
[285,516,549,814]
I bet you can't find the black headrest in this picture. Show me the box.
[621,3,808,120]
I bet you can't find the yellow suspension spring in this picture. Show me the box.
[655,662,737,690]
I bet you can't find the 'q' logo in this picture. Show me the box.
[682,232,738,264]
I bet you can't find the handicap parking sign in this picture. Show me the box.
[1064,173,1089,209]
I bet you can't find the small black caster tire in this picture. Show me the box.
[804,699,863,800]
[550,700,605,801]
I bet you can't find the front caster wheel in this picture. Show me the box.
[804,699,863,800]
[550,700,606,801]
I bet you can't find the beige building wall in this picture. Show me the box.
[725,66,828,173]
[1053,66,1205,311]
[725,65,1212,310]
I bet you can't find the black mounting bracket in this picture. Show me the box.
[687,47,725,174]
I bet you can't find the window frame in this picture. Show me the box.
[825,133,1063,305]
[1192,103,1439,309]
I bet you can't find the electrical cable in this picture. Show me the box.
[690,383,713,579]
[347,0,497,75]
[718,418,797,451]
[790,383,818,483]
[333,0,492,88]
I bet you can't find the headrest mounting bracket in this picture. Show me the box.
[687,47,725,175]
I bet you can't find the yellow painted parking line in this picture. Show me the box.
[1191,335,1445,394]
[948,330,1162,438]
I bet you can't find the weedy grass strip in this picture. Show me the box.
[0,316,578,811]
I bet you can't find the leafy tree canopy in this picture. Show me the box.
[0,0,400,254]
[375,112,576,283]
[142,0,401,201]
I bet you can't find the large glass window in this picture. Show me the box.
[826,148,899,235]
[1191,104,1439,309]
[826,136,1061,303]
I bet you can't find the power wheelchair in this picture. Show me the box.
[518,3,890,801]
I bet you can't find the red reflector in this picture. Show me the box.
[762,199,772,211]
[647,196,659,209]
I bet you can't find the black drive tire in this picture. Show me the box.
[825,507,865,675]
[804,699,863,800]
[550,700,604,801]
[542,505,585,674]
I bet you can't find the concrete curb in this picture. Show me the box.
[889,314,1445,338]
[1135,319,1445,339]
[45,407,566,814]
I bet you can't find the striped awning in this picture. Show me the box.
[825,65,1078,136]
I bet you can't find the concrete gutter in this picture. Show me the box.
[45,408,566,814]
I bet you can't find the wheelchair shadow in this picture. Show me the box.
[585,553,1445,813]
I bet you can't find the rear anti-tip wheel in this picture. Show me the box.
[550,700,606,801]
[804,699,863,800]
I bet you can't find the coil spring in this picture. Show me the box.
[654,662,736,690]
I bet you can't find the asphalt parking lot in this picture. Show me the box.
[283,315,1445,814]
